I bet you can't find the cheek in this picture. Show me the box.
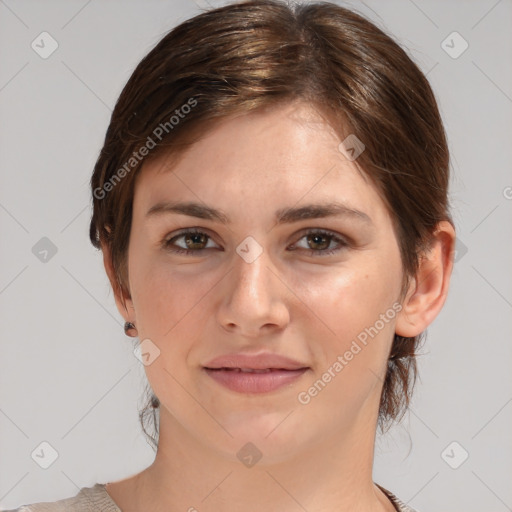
[128,256,216,394]
[293,261,402,420]
[297,256,402,350]
[131,265,212,338]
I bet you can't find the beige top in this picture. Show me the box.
[3,483,418,511]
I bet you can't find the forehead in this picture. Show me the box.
[133,101,388,226]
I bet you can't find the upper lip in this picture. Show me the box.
[204,352,309,370]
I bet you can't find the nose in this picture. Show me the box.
[216,244,290,337]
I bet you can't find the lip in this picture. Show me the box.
[204,367,309,394]
[204,352,309,371]
[203,352,310,394]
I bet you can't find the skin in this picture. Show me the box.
[102,101,455,512]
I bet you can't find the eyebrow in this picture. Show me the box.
[146,200,373,226]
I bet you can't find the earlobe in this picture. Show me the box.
[101,241,135,323]
[395,221,455,338]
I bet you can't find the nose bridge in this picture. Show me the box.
[232,238,271,307]
[218,235,289,335]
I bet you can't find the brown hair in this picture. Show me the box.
[89,0,452,450]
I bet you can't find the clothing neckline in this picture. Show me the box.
[375,483,411,511]
[86,484,121,511]
[96,481,411,512]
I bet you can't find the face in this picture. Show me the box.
[122,101,406,463]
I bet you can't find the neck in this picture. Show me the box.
[129,401,394,512]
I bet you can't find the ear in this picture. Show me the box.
[101,241,135,324]
[395,220,456,337]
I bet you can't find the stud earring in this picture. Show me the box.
[124,321,137,337]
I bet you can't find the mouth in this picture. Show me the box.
[203,367,309,393]
[205,367,302,372]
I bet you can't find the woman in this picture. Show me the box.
[7,0,455,510]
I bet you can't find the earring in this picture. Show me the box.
[124,321,137,337]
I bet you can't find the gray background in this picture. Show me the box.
[1,0,511,510]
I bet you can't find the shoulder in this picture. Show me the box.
[2,484,121,512]
[377,484,420,512]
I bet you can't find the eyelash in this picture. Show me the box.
[163,228,349,257]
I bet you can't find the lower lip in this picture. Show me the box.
[204,368,309,394]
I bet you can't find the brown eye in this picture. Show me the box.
[291,229,348,256]
[164,229,217,255]
[306,233,331,251]
[182,232,208,250]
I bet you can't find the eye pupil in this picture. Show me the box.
[186,233,207,249]
[308,234,329,250]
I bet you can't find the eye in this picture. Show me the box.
[163,228,218,255]
[163,228,349,257]
[290,229,349,256]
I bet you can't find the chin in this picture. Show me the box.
[216,413,308,458]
